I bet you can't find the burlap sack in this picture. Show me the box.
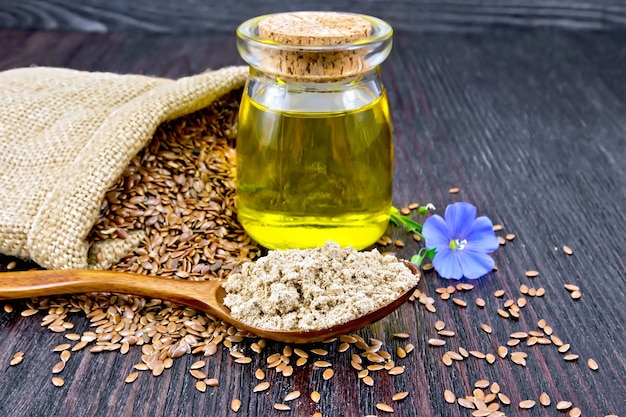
[0,65,248,270]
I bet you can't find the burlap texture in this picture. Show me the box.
[0,65,248,270]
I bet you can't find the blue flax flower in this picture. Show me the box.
[422,202,499,280]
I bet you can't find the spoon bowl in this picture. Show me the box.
[0,263,419,344]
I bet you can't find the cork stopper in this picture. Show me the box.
[257,12,373,81]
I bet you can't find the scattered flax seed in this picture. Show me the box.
[475,298,486,307]
[362,376,374,386]
[442,353,453,366]
[520,284,529,294]
[458,398,475,409]
[284,391,301,402]
[510,353,527,366]
[447,351,464,361]
[505,233,516,241]
[392,391,409,401]
[20,308,38,317]
[517,297,527,307]
[493,224,504,231]
[497,309,510,319]
[231,399,242,412]
[3,304,13,313]
[564,354,579,361]
[559,344,571,353]
[400,207,410,215]
[429,338,446,347]
[435,321,446,330]
[124,372,139,383]
[311,391,321,403]
[322,368,334,380]
[494,290,505,298]
[444,389,456,403]
[475,380,490,389]
[490,382,500,394]
[189,369,207,379]
[313,360,332,368]
[498,236,506,245]
[485,354,496,364]
[563,245,573,255]
[510,332,528,339]
[525,270,539,277]
[539,392,551,406]
[9,356,23,366]
[438,330,455,337]
[51,377,64,387]
[293,348,308,358]
[422,263,434,272]
[282,365,294,377]
[507,339,520,347]
[393,333,410,339]
[556,401,573,410]
[587,358,599,370]
[498,393,511,405]
[376,403,394,413]
[396,347,407,358]
[481,324,493,334]
[254,369,265,380]
[519,400,536,409]
[404,343,415,354]
[535,287,545,297]
[52,361,65,374]
[312,414,322,417]
[448,187,460,194]
[206,378,219,387]
[195,380,207,392]
[470,351,486,359]
[253,382,270,392]
[394,239,405,247]
[388,366,405,375]
[452,298,467,307]
[569,407,581,417]
[570,290,582,300]
[459,347,469,357]
[190,360,205,369]
[60,350,70,362]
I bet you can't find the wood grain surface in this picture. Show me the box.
[0,28,625,416]
[0,0,626,33]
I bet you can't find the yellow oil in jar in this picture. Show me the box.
[236,90,393,250]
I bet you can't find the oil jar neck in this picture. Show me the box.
[245,67,385,113]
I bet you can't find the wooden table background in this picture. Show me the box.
[0,2,625,416]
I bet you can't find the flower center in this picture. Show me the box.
[449,238,467,251]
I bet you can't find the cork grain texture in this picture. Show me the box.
[256,12,374,80]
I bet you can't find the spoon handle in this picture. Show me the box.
[0,270,221,315]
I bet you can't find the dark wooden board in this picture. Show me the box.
[0,28,625,416]
[1,1,626,33]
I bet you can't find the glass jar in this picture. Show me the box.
[235,12,394,250]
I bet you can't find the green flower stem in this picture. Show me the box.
[389,205,436,267]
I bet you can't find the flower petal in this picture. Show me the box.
[422,214,451,250]
[444,202,477,239]
[457,250,495,279]
[466,216,500,253]
[432,248,464,280]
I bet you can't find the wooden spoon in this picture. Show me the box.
[0,264,419,344]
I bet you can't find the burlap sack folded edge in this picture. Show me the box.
[2,65,249,270]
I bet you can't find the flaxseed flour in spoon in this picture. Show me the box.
[222,241,419,331]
